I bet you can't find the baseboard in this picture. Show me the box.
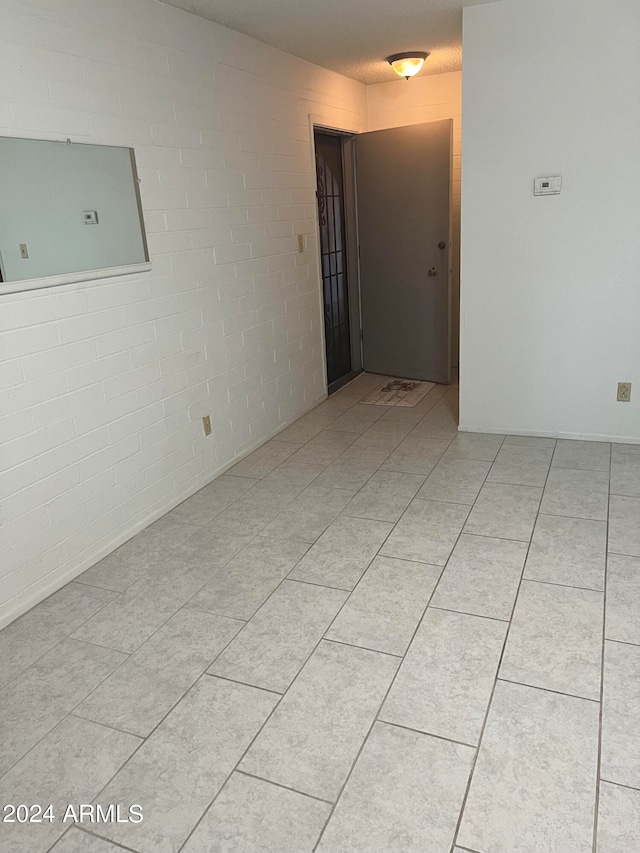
[458,424,640,445]
[0,394,328,631]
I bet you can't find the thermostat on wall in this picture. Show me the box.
[534,176,562,196]
[83,210,99,224]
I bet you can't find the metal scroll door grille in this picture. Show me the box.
[314,132,351,387]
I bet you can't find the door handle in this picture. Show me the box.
[428,266,439,277]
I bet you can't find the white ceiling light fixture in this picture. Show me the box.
[386,51,430,80]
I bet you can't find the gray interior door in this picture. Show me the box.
[356,120,452,384]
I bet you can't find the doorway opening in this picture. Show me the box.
[313,129,360,394]
[313,120,453,396]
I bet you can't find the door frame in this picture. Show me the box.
[308,115,363,395]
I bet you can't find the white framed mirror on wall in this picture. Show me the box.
[0,136,151,295]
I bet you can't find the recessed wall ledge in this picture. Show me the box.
[0,262,153,296]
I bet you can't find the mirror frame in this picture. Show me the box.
[0,136,151,296]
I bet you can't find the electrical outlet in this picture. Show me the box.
[617,382,632,403]
[297,234,304,253]
[19,243,28,259]
[202,415,212,436]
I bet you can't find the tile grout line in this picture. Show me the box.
[324,422,506,837]
[68,711,146,741]
[421,433,505,604]
[223,425,396,541]
[607,548,640,559]
[67,521,257,697]
[428,604,510,624]
[51,714,154,852]
[605,637,640,649]
[281,389,448,833]
[0,534,225,764]
[175,521,384,853]
[62,634,137,655]
[541,510,608,522]
[520,577,605,594]
[311,559,449,852]
[375,718,477,750]
[284,431,449,595]
[136,669,282,853]
[0,632,137,783]
[48,601,267,841]
[284,576,353,593]
[55,824,140,852]
[180,601,248,622]
[72,605,252,740]
[599,777,640,794]
[592,442,612,853]
[133,379,455,847]
[304,407,461,848]
[453,530,535,545]
[495,677,600,704]
[190,420,350,550]
[340,474,430,524]
[552,464,612,474]
[463,498,611,533]
[174,466,336,622]
[0,381,416,799]
[317,514,447,653]
[234,768,335,805]
[18,383,443,842]
[175,380,450,853]
[412,436,529,853]
[0,584,125,696]
[300,382,456,833]
[375,460,472,567]
[311,442,406,500]
[320,636,403,659]
[448,436,550,853]
[201,671,284,696]
[56,578,253,738]
[73,576,141,593]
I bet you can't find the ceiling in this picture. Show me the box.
[160,0,494,84]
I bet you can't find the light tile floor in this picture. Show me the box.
[1,373,640,852]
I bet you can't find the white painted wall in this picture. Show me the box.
[460,0,640,441]
[367,72,462,365]
[0,0,366,627]
[0,137,146,280]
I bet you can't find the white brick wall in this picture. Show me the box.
[367,72,463,365]
[0,0,366,627]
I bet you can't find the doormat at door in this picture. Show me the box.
[361,378,435,407]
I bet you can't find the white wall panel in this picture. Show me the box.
[0,0,366,627]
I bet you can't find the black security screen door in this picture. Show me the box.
[314,131,351,388]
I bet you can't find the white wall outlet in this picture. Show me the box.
[83,210,99,225]
[19,243,28,258]
[202,415,212,435]
[297,234,304,253]
[617,382,632,402]
[534,176,562,196]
